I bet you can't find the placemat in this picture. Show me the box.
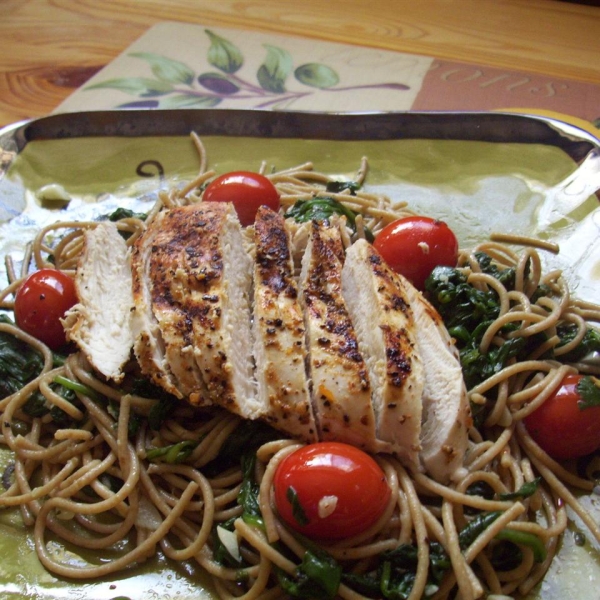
[55,22,600,126]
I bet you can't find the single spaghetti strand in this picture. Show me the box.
[441,499,483,600]
[490,232,560,254]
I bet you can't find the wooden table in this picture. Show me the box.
[0,0,599,126]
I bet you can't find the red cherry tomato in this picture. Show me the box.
[373,216,459,290]
[203,171,280,227]
[14,268,78,350]
[273,442,391,540]
[524,374,600,460]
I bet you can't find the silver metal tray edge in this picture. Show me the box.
[1,109,599,166]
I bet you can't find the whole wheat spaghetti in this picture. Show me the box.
[0,137,598,600]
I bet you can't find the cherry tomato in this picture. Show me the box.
[524,374,600,460]
[14,268,78,350]
[203,171,280,227]
[273,442,391,540]
[373,216,459,290]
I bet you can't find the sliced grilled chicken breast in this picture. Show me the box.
[401,284,471,483]
[342,239,423,469]
[253,207,317,442]
[131,210,184,398]
[62,221,134,382]
[299,220,384,453]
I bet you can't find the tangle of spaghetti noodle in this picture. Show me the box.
[0,134,598,600]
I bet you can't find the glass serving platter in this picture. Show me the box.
[0,108,599,600]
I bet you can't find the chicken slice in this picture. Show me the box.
[342,239,423,469]
[157,202,258,417]
[147,208,212,402]
[253,207,317,442]
[401,282,471,483]
[299,220,384,453]
[131,210,183,398]
[62,221,134,382]
[132,202,258,415]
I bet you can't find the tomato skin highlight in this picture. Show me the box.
[273,442,391,540]
[373,216,459,290]
[14,268,78,350]
[524,374,600,460]
[202,171,280,227]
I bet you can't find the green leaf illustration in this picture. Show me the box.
[158,94,222,108]
[257,45,293,93]
[86,77,174,97]
[129,52,195,85]
[294,63,339,89]
[205,29,243,74]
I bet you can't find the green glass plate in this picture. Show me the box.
[0,109,598,599]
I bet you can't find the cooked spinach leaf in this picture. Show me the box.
[557,324,600,363]
[209,421,283,569]
[284,197,374,242]
[104,207,148,239]
[380,561,417,600]
[22,391,50,418]
[146,395,176,430]
[146,440,197,463]
[107,207,148,222]
[129,378,178,430]
[577,375,600,410]
[499,477,541,500]
[458,511,547,563]
[238,452,263,529]
[464,480,495,514]
[325,180,360,195]
[425,262,501,335]
[465,480,495,501]
[472,251,517,288]
[0,315,45,400]
[277,546,342,600]
[23,378,85,428]
[425,260,523,393]
[458,511,503,550]
[340,542,449,599]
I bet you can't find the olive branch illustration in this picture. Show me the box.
[85,29,410,109]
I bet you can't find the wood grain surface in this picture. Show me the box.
[0,0,599,125]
